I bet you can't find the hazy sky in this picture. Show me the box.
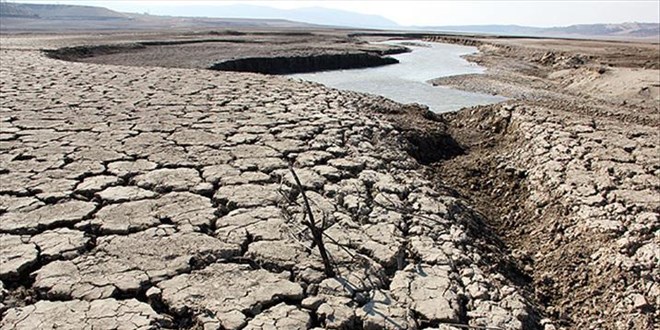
[17,1,660,27]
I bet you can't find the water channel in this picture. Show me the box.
[290,40,506,113]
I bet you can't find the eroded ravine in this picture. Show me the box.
[432,35,659,329]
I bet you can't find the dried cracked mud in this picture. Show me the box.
[429,36,659,329]
[1,32,658,330]
[0,35,535,330]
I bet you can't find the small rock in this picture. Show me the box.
[631,293,648,310]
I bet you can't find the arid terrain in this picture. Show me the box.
[0,29,658,330]
[429,35,659,329]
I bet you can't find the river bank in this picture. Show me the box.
[430,36,659,329]
[290,41,506,112]
[41,31,409,73]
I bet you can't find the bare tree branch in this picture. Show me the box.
[289,163,336,278]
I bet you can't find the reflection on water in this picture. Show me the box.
[290,40,505,113]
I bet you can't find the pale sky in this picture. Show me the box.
[16,1,660,27]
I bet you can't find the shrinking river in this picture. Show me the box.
[290,41,505,113]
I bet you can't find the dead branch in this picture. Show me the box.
[289,164,336,278]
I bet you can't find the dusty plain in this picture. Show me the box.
[0,30,658,330]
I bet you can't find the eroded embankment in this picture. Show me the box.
[421,34,659,329]
[43,38,407,74]
[437,102,659,329]
[209,53,398,74]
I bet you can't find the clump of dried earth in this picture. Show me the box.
[429,35,659,329]
[1,33,537,330]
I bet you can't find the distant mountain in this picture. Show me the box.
[146,4,399,29]
[543,23,660,38]
[420,23,660,40]
[0,2,39,18]
[2,1,657,40]
[0,2,395,32]
[419,24,543,35]
[0,2,129,20]
[0,2,398,29]
[0,2,320,32]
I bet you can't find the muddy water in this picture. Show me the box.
[290,41,505,113]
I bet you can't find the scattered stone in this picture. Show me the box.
[630,293,648,310]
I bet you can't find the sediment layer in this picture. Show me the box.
[209,53,399,74]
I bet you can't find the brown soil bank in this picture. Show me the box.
[43,31,408,73]
[430,35,659,329]
[209,52,398,74]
